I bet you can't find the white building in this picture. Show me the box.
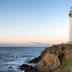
[69,7,72,44]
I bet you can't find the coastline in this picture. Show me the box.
[19,44,72,72]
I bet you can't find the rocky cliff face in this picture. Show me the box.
[36,44,72,72]
[37,53,60,72]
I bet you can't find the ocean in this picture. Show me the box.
[0,47,46,72]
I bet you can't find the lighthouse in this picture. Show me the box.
[69,7,72,44]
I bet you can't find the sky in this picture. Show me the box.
[0,0,72,44]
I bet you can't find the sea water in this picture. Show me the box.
[0,47,45,72]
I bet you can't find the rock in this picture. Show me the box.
[64,48,72,59]
[8,66,12,69]
[19,64,41,72]
[69,66,72,72]
[28,56,41,63]
[19,64,33,71]
[37,53,60,72]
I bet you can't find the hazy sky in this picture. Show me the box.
[0,0,72,44]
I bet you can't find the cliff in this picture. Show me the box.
[19,44,72,72]
[37,44,72,72]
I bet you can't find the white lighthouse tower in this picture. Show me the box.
[69,7,72,44]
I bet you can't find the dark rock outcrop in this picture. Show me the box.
[19,64,33,71]
[28,56,41,63]
[19,64,41,72]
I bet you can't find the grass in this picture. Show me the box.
[60,58,72,69]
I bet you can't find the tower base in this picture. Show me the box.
[68,41,72,44]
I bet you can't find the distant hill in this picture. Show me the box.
[0,42,51,47]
